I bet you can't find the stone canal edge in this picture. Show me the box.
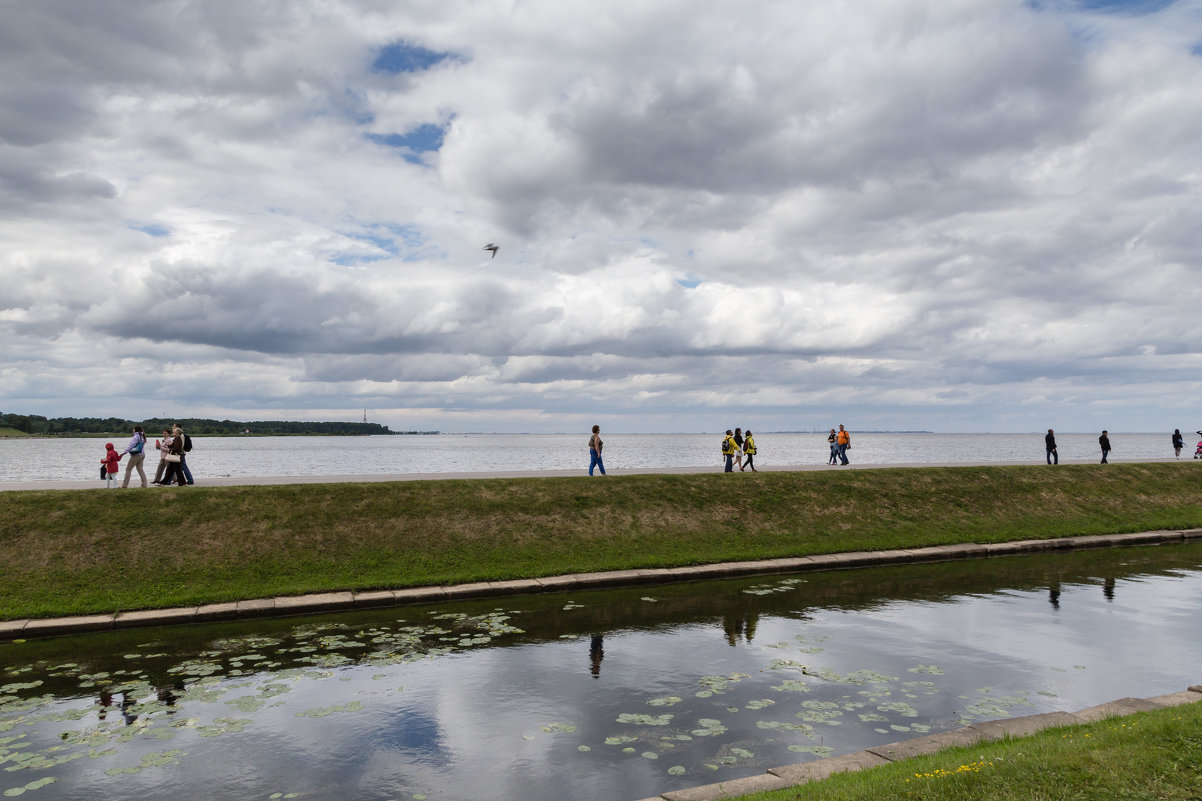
[2,527,1200,801]
[3,527,1200,641]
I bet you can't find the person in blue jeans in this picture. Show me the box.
[174,424,195,484]
[588,425,606,476]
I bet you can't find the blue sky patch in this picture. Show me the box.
[131,223,169,237]
[1076,0,1175,13]
[677,275,703,289]
[366,123,447,164]
[332,224,428,265]
[372,41,454,74]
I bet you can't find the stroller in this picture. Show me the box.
[1195,432,1202,460]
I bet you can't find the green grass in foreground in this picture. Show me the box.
[739,700,1202,801]
[2,462,1202,619]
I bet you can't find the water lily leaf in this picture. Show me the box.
[668,765,686,775]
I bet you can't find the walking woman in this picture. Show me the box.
[827,429,838,465]
[1173,429,1184,459]
[742,430,758,472]
[119,425,147,487]
[588,425,606,476]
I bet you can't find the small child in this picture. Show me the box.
[101,442,121,488]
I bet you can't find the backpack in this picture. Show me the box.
[183,434,193,452]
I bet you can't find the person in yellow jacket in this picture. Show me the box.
[721,430,739,472]
[836,424,851,465]
[741,430,758,472]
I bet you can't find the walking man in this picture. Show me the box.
[1099,430,1110,464]
[1045,429,1058,464]
[836,424,851,466]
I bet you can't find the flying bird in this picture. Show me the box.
[483,243,499,259]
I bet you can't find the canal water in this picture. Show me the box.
[2,543,1200,801]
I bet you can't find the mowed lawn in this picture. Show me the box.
[2,462,1201,619]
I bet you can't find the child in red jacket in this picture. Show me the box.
[101,442,121,487]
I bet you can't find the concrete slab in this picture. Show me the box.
[769,750,891,783]
[352,590,397,608]
[0,619,28,640]
[725,559,800,575]
[194,602,239,621]
[273,592,356,614]
[236,598,277,617]
[1181,528,1202,539]
[533,575,579,591]
[903,545,988,562]
[804,552,887,568]
[114,607,197,629]
[661,772,794,801]
[867,727,983,761]
[393,587,448,604]
[970,711,1081,740]
[23,614,113,637]
[1144,691,1202,708]
[1111,530,1179,545]
[569,570,648,588]
[1036,538,1078,550]
[1068,534,1128,548]
[487,579,545,595]
[1072,697,1163,722]
[440,582,495,600]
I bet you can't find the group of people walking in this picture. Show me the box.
[100,424,193,487]
[721,428,758,472]
[826,425,851,466]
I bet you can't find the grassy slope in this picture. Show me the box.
[741,700,1202,801]
[2,463,1202,619]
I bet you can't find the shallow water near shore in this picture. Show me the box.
[2,542,1201,801]
[0,431,1189,482]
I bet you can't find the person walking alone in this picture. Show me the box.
[119,425,147,487]
[1045,429,1058,464]
[1099,430,1111,464]
[588,425,606,476]
[1173,429,1184,459]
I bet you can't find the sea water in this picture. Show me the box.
[0,431,1188,483]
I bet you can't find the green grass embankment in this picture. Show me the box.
[739,700,1202,801]
[2,463,1201,620]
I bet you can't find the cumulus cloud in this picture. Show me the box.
[1,0,1200,433]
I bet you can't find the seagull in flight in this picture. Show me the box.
[483,243,499,259]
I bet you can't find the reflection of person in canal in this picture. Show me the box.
[1049,580,1061,610]
[723,612,758,646]
[589,635,604,678]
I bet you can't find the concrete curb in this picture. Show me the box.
[638,685,1202,801]
[3,527,1200,641]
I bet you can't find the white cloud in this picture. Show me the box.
[2,0,1201,432]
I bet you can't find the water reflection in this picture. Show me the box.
[2,543,1201,801]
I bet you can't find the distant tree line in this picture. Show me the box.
[0,413,434,437]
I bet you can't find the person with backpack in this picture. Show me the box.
[176,425,195,485]
[119,424,148,487]
[721,430,739,472]
[742,430,758,472]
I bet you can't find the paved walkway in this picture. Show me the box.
[0,457,1184,492]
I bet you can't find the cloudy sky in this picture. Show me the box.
[2,0,1200,433]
